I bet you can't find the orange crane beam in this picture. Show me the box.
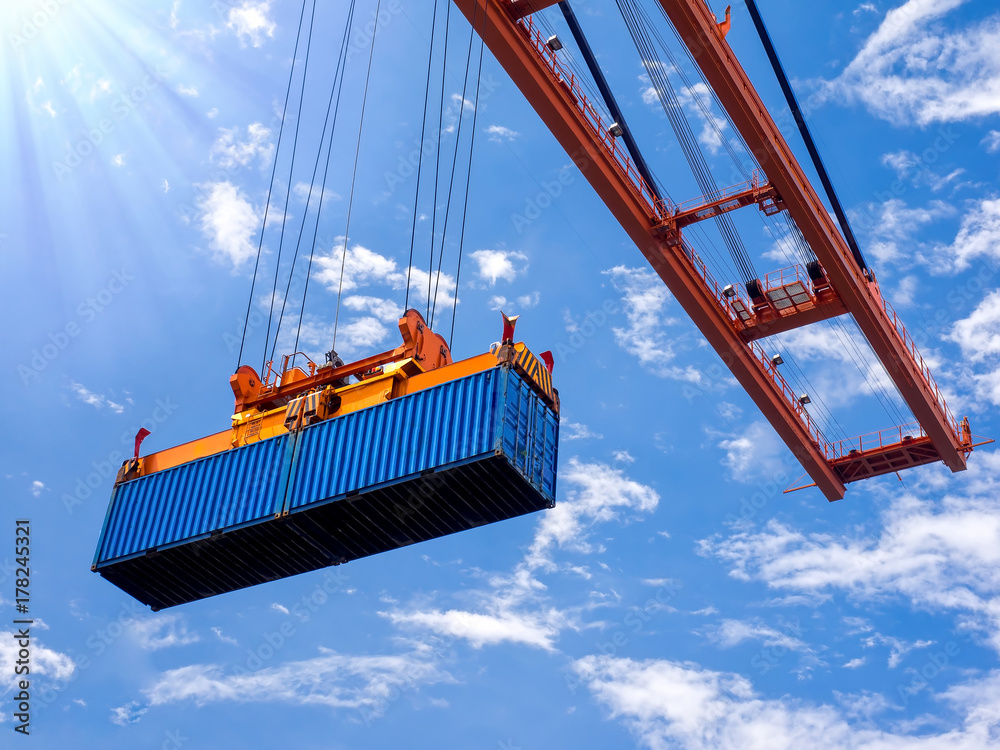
[655,0,967,473]
[450,0,846,498]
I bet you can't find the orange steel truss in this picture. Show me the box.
[449,0,979,500]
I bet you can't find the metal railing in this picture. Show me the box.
[763,265,807,292]
[825,422,928,461]
[663,170,764,217]
[677,239,828,450]
[519,17,666,221]
[880,298,959,435]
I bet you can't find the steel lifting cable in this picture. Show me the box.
[403,0,443,315]
[331,0,383,354]
[640,2,905,434]
[261,0,320,374]
[636,1,753,183]
[292,0,357,360]
[625,0,757,288]
[235,0,310,372]
[268,0,355,367]
[425,1,454,319]
[429,10,480,330]
[450,0,488,348]
[617,0,758,288]
[641,1,817,271]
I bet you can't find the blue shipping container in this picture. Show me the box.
[93,366,559,610]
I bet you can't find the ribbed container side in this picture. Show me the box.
[499,372,559,501]
[94,434,290,565]
[287,368,501,510]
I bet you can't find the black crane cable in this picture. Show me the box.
[404,0,443,315]
[292,0,357,360]
[617,0,759,289]
[744,0,871,277]
[235,0,310,372]
[331,0,383,354]
[450,1,488,349]
[267,0,355,367]
[429,13,480,330]
[558,0,664,205]
[623,0,756,287]
[426,1,453,319]
[261,0,319,374]
[642,1,818,272]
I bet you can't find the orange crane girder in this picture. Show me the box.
[450,0,846,499]
[655,0,967,474]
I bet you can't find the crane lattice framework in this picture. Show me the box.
[451,0,980,500]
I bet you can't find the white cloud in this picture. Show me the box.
[69,382,125,413]
[314,242,399,294]
[196,181,260,268]
[612,450,635,465]
[527,458,659,571]
[879,150,966,192]
[853,198,954,267]
[770,325,901,409]
[226,1,276,48]
[486,124,519,143]
[936,197,1000,271]
[342,295,401,323]
[563,422,603,441]
[0,631,75,689]
[314,241,457,314]
[862,632,933,668]
[270,603,290,615]
[470,249,528,285]
[983,131,1000,153]
[604,266,703,383]
[210,123,274,171]
[130,614,199,651]
[574,655,1000,750]
[130,649,449,719]
[334,317,389,354]
[384,609,560,651]
[207,107,219,119]
[678,82,728,155]
[111,153,125,167]
[162,179,170,193]
[492,291,539,311]
[293,182,340,206]
[176,84,199,97]
[700,462,1000,653]
[949,289,1000,363]
[211,627,238,646]
[948,289,1000,405]
[385,461,660,651]
[843,657,866,669]
[110,701,147,726]
[604,266,674,369]
[715,421,785,481]
[826,0,1000,125]
[30,480,44,498]
[701,618,808,652]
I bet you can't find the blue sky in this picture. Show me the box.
[3,0,1000,747]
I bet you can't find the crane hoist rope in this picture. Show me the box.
[430,9,483,330]
[236,0,312,372]
[426,0,454,321]
[617,0,759,289]
[332,0,383,354]
[263,0,324,374]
